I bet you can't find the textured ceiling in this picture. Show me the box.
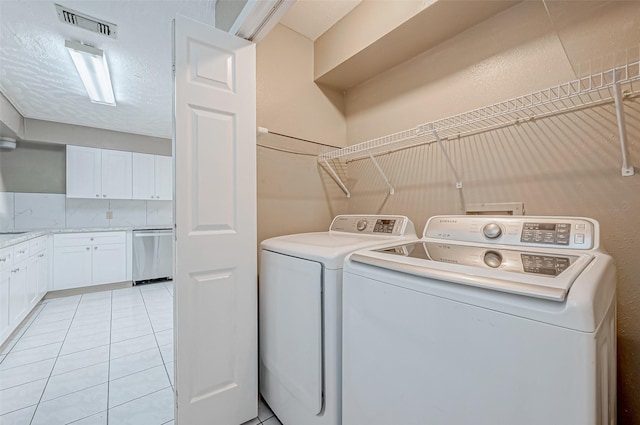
[0,0,362,140]
[0,1,215,139]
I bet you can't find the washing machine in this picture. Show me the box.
[259,215,417,425]
[342,215,617,425]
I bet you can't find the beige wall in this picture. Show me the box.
[340,1,640,422]
[256,24,348,248]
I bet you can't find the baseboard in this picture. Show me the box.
[44,281,133,299]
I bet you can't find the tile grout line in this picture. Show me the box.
[28,295,82,425]
[139,285,174,390]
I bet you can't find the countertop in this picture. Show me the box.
[0,226,172,249]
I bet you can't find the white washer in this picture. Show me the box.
[342,215,617,425]
[259,215,416,425]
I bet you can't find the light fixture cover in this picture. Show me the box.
[65,40,116,105]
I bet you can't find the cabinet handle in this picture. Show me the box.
[94,246,98,250]
[39,254,44,258]
[103,194,107,197]
[19,250,26,254]
[96,194,99,198]
[0,258,6,263]
[86,247,90,251]
[12,268,19,273]
[90,238,94,241]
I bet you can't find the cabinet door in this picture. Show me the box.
[92,244,126,285]
[155,155,173,200]
[102,149,133,199]
[0,248,11,337]
[0,274,9,338]
[53,245,92,290]
[132,153,156,200]
[9,263,27,324]
[38,251,48,298]
[66,145,102,199]
[27,255,39,306]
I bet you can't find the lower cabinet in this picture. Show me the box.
[0,236,50,345]
[53,232,126,290]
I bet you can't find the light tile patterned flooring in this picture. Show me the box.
[0,282,280,425]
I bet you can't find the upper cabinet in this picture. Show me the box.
[67,146,171,200]
[67,145,133,199]
[132,153,173,201]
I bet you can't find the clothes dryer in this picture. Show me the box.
[342,215,616,425]
[259,215,416,425]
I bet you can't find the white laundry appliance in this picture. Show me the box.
[259,215,417,425]
[342,215,617,425]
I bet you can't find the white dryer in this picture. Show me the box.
[259,215,416,425]
[342,215,617,425]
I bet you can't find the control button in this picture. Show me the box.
[576,223,586,230]
[356,220,368,232]
[484,251,503,268]
[574,233,585,244]
[483,223,502,239]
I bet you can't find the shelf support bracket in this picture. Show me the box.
[612,82,635,176]
[432,128,463,189]
[368,152,395,195]
[321,159,351,198]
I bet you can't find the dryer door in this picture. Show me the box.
[260,250,323,414]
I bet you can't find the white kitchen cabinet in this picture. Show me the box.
[53,232,126,290]
[9,242,28,326]
[132,153,173,200]
[102,149,133,199]
[66,145,102,199]
[28,236,49,301]
[66,145,133,199]
[0,247,12,340]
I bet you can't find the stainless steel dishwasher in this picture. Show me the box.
[132,228,173,284]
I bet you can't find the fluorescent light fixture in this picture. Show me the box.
[65,40,116,106]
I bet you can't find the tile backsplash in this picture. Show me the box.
[0,192,172,230]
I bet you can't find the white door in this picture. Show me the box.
[174,14,257,425]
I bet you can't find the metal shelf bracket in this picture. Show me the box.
[368,152,395,195]
[612,81,635,176]
[432,127,463,189]
[321,158,351,198]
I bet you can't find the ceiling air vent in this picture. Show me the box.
[55,4,118,39]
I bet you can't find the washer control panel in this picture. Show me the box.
[330,215,414,236]
[425,216,596,250]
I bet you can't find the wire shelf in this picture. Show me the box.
[319,60,640,162]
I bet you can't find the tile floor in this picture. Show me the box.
[0,282,281,425]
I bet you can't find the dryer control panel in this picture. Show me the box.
[330,215,415,236]
[424,216,597,250]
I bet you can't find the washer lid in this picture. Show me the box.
[351,241,595,301]
[261,231,416,269]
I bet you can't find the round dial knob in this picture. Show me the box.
[356,219,368,231]
[483,251,503,268]
[482,222,502,239]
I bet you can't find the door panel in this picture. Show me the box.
[155,155,173,200]
[66,146,101,198]
[174,14,257,425]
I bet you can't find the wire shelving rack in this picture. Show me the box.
[318,60,640,198]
